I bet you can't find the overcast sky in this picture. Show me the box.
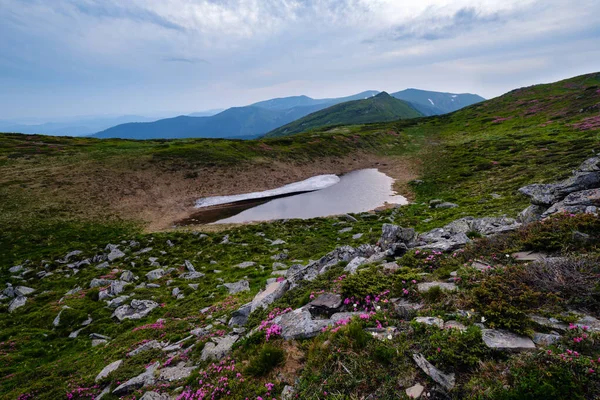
[2,0,600,119]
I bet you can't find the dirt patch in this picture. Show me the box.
[274,341,305,383]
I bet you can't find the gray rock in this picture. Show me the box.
[338,227,353,234]
[53,306,71,327]
[435,202,459,209]
[201,335,239,361]
[112,362,160,396]
[518,204,547,223]
[379,224,416,252]
[512,251,547,262]
[128,340,163,357]
[82,315,93,326]
[270,239,286,246]
[159,362,196,382]
[542,188,600,217]
[146,269,165,281]
[135,247,153,255]
[229,302,252,327]
[109,280,127,296]
[573,314,600,332]
[188,284,199,290]
[220,280,250,294]
[482,329,536,351]
[271,270,288,277]
[91,339,108,347]
[251,280,290,312]
[140,392,170,400]
[107,296,130,309]
[166,240,175,247]
[352,233,364,240]
[308,293,342,316]
[14,286,34,296]
[271,253,289,261]
[344,256,367,274]
[95,359,123,382]
[365,326,399,341]
[90,278,113,288]
[417,282,457,293]
[272,308,330,340]
[96,262,110,269]
[90,333,111,340]
[391,299,424,319]
[147,283,160,288]
[406,383,425,399]
[381,262,400,274]
[412,353,455,390]
[107,247,126,262]
[112,300,159,321]
[532,332,561,346]
[179,271,205,280]
[236,261,256,269]
[120,270,135,282]
[340,213,358,222]
[444,320,467,332]
[330,312,362,322]
[528,315,568,331]
[68,329,83,338]
[429,199,443,207]
[9,265,23,274]
[184,260,196,272]
[8,296,27,313]
[220,235,230,244]
[414,317,444,328]
[281,385,296,400]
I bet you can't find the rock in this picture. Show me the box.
[391,299,424,319]
[82,315,93,326]
[95,359,123,382]
[352,233,363,240]
[65,287,83,296]
[573,314,600,332]
[90,333,111,340]
[271,270,288,277]
[533,332,561,346]
[471,261,491,271]
[128,340,163,357]
[91,339,108,346]
[112,300,159,321]
[184,260,196,272]
[444,320,467,332]
[90,278,113,288]
[417,282,457,293]
[338,227,353,234]
[417,230,470,252]
[120,271,135,282]
[53,306,71,327]
[14,286,34,296]
[365,326,399,341]
[146,269,165,281]
[96,262,110,269]
[435,202,459,209]
[140,392,170,400]
[344,256,367,274]
[220,235,230,244]
[412,353,455,390]
[135,247,153,255]
[481,329,536,351]
[180,271,205,280]
[281,385,296,400]
[271,253,289,261]
[512,251,547,262]
[229,302,252,327]
[542,188,600,217]
[159,362,196,382]
[220,280,250,294]
[107,247,126,262]
[379,224,416,252]
[109,280,127,296]
[69,329,83,338]
[236,261,256,269]
[330,312,362,323]
[8,296,27,313]
[112,362,160,396]
[201,335,239,361]
[340,214,358,222]
[406,383,425,399]
[308,293,343,317]
[9,265,23,274]
[414,317,444,328]
[270,239,286,246]
[529,315,568,332]
[251,280,290,312]
[381,262,400,274]
[272,308,330,340]
[429,199,443,207]
[188,284,199,290]
[107,296,129,308]
[166,240,175,247]
[147,283,160,288]
[518,204,547,223]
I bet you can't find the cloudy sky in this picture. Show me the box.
[2,0,600,119]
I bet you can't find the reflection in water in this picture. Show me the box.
[178,169,407,225]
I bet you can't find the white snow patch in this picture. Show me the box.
[428,98,435,106]
[195,175,341,208]
[451,95,457,98]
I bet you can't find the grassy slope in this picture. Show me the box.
[264,92,422,137]
[1,72,600,399]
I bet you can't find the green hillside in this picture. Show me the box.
[1,72,600,400]
[264,92,423,137]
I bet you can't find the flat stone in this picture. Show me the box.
[270,239,286,246]
[529,315,568,332]
[140,392,170,400]
[406,383,425,399]
[107,247,126,262]
[381,262,401,274]
[414,317,444,328]
[128,340,163,357]
[512,251,547,262]
[179,271,205,280]
[574,314,600,332]
[338,227,353,234]
[112,300,159,321]
[14,286,35,296]
[444,320,467,332]
[201,335,238,361]
[159,362,196,382]
[8,296,27,313]
[112,362,159,396]
[272,308,330,340]
[90,278,113,288]
[482,329,536,351]
[251,280,290,312]
[435,202,459,209]
[391,299,424,319]
[365,326,399,341]
[120,271,135,282]
[352,233,363,240]
[281,385,296,400]
[417,282,457,293]
[184,260,196,272]
[236,261,256,269]
[229,302,252,327]
[412,353,455,390]
[308,293,342,316]
[533,332,561,346]
[9,265,23,273]
[220,280,250,294]
[146,269,165,281]
[344,256,367,274]
[92,339,108,347]
[95,359,123,382]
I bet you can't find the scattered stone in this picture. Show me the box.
[270,239,286,245]
[251,280,290,312]
[352,233,363,240]
[271,270,288,277]
[236,261,256,269]
[381,262,401,274]
[417,282,457,293]
[92,339,108,347]
[412,353,455,390]
[180,271,205,280]
[481,329,536,351]
[406,383,425,399]
[14,286,34,296]
[184,260,196,272]
[159,362,196,382]
[69,329,83,338]
[220,280,250,295]
[573,314,600,332]
[90,278,113,288]
[147,283,160,288]
[271,252,289,261]
[281,385,296,400]
[128,340,163,357]
[435,202,459,209]
[308,293,342,317]
[53,306,71,327]
[272,308,330,340]
[220,235,230,244]
[391,299,424,319]
[65,286,82,296]
[9,265,23,274]
[188,284,199,291]
[201,335,239,361]
[444,320,467,332]
[140,392,170,400]
[529,315,568,332]
[135,247,153,255]
[166,240,175,247]
[90,333,111,340]
[109,280,127,296]
[96,262,110,269]
[414,317,444,328]
[471,261,491,271]
[148,257,161,267]
[107,247,126,262]
[512,251,547,262]
[518,204,547,223]
[365,326,399,341]
[229,303,252,327]
[533,332,561,346]
[338,227,353,234]
[112,300,159,321]
[146,269,165,281]
[95,359,123,382]
[344,256,366,274]
[8,296,27,313]
[120,270,135,282]
[112,362,159,396]
[379,224,416,252]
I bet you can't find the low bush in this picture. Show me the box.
[245,343,285,377]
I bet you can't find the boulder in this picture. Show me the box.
[184,260,196,272]
[112,300,159,321]
[112,362,159,396]
[8,296,27,313]
[146,269,165,281]
[95,359,123,382]
[532,332,561,346]
[236,261,256,269]
[518,204,547,223]
[128,340,163,357]
[201,335,238,361]
[412,353,455,390]
[378,224,416,252]
[382,262,401,274]
[414,317,444,329]
[220,280,250,295]
[107,296,129,309]
[391,299,424,319]
[272,308,330,340]
[229,302,252,327]
[542,188,600,217]
[481,329,536,351]
[159,362,196,382]
[140,392,170,400]
[344,256,366,274]
[120,271,135,282]
[251,280,290,312]
[417,282,457,293]
[109,281,127,296]
[308,293,343,317]
[107,247,126,262]
[14,286,35,296]
[406,383,425,399]
[90,278,113,288]
[281,385,296,400]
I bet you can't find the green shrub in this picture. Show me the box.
[86,288,99,301]
[245,343,285,377]
[373,344,396,365]
[341,267,392,300]
[346,321,370,350]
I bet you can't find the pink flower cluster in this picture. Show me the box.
[133,319,165,332]
[258,307,292,341]
[177,358,239,400]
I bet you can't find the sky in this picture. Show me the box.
[1,0,600,120]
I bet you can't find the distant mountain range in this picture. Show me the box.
[265,92,422,137]
[391,89,485,115]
